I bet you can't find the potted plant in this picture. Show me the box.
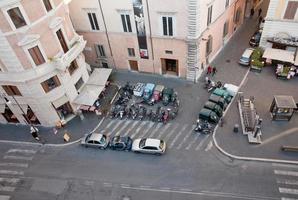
[250,47,265,72]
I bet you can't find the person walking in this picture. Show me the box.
[250,8,255,18]
[258,8,262,17]
[30,126,40,141]
[212,67,217,76]
[207,65,212,74]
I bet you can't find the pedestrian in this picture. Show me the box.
[258,16,263,25]
[30,126,40,141]
[212,67,217,76]
[205,76,209,84]
[207,65,212,74]
[258,8,262,17]
[250,8,255,18]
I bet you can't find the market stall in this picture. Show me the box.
[270,95,297,121]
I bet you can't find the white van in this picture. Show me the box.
[239,48,254,66]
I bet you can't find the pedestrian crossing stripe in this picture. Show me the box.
[0,195,10,200]
[108,120,123,136]
[0,170,24,176]
[279,187,298,195]
[0,163,28,168]
[115,120,132,137]
[7,149,36,154]
[157,123,172,139]
[277,179,298,186]
[176,126,194,150]
[136,121,155,139]
[273,163,298,170]
[147,123,163,138]
[4,155,33,161]
[0,178,20,184]
[163,123,180,141]
[131,121,148,138]
[125,121,142,137]
[0,186,15,192]
[274,170,298,177]
[195,135,210,151]
[169,124,188,148]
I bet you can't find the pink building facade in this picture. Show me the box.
[0,0,95,126]
[68,0,246,82]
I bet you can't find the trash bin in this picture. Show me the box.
[233,124,239,133]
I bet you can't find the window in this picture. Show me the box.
[102,62,108,68]
[41,75,61,93]
[223,21,229,37]
[2,85,22,96]
[7,7,27,29]
[234,8,241,23]
[28,45,45,66]
[207,6,213,26]
[284,1,298,20]
[43,0,53,12]
[162,16,173,36]
[225,0,229,9]
[95,44,106,57]
[68,60,78,75]
[128,48,135,57]
[121,14,132,32]
[75,77,84,91]
[87,12,99,30]
[206,35,213,56]
[165,50,173,54]
[56,29,68,53]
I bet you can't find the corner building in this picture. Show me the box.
[0,0,92,126]
[68,0,246,81]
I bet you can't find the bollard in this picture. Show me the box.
[233,124,239,133]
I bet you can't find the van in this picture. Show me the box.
[239,48,254,66]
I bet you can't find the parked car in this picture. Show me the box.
[133,83,145,97]
[143,83,155,101]
[203,101,223,117]
[198,108,219,124]
[238,48,254,66]
[81,133,109,149]
[109,136,132,151]
[212,88,232,103]
[132,138,166,155]
[249,31,262,47]
[209,94,228,110]
[153,85,165,102]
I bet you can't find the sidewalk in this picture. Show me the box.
[0,84,118,145]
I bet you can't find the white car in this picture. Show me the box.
[132,138,166,155]
[81,133,109,149]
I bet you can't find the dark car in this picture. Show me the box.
[249,31,262,47]
[209,94,228,110]
[198,108,219,124]
[109,136,133,151]
[203,101,223,117]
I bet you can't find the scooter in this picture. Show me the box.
[194,119,212,134]
[162,108,170,124]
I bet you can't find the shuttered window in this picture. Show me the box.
[7,7,27,29]
[41,76,61,93]
[88,12,99,30]
[43,0,53,12]
[28,46,45,66]
[2,85,22,96]
[284,1,298,20]
[121,14,132,32]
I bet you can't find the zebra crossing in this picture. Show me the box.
[96,119,211,151]
[0,147,37,200]
[273,163,298,200]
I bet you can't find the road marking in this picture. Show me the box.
[114,120,132,136]
[279,187,298,195]
[186,133,200,150]
[274,170,298,177]
[7,149,36,154]
[0,186,15,192]
[169,124,188,148]
[157,123,172,139]
[148,123,163,138]
[125,121,142,137]
[177,125,195,150]
[0,163,28,168]
[108,120,123,136]
[204,141,213,151]
[0,170,24,176]
[103,182,113,187]
[0,195,10,200]
[105,120,116,130]
[4,155,33,161]
[163,124,180,141]
[281,198,298,200]
[131,121,148,138]
[120,185,278,199]
[0,178,20,184]
[135,122,155,138]
[195,135,210,151]
[277,179,298,186]
[273,163,298,170]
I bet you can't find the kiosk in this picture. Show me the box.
[270,95,297,121]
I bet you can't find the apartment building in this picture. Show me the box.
[260,0,298,65]
[0,0,109,126]
[68,0,246,82]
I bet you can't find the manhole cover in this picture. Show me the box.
[226,59,231,63]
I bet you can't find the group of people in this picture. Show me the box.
[207,65,217,76]
[250,7,263,24]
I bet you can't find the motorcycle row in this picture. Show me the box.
[109,82,179,124]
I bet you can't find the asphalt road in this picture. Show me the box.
[0,142,293,200]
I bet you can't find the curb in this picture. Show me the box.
[212,69,298,165]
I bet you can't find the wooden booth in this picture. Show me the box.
[270,95,297,121]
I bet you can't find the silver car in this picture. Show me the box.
[81,133,109,149]
[132,138,166,155]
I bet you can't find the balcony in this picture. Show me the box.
[53,35,87,71]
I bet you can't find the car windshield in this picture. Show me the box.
[241,57,249,62]
[100,135,106,144]
[139,139,146,148]
[159,140,164,149]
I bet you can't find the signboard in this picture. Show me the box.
[132,0,149,59]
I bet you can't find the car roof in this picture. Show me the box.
[145,138,161,147]
[242,48,254,57]
[89,133,103,141]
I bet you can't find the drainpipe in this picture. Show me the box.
[98,0,116,69]
[145,0,155,74]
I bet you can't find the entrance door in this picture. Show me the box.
[56,29,69,53]
[129,60,138,71]
[161,58,178,76]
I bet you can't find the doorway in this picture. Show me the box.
[129,60,139,71]
[2,105,19,123]
[161,58,178,76]
[56,102,73,120]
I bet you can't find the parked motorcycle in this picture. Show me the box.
[194,119,212,134]
[207,81,222,93]
[162,108,170,124]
